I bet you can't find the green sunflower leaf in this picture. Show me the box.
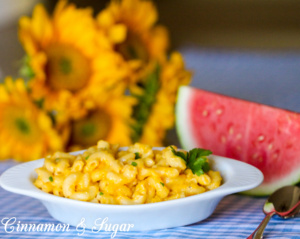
[19,55,35,80]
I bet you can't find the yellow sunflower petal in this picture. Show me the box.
[97,9,115,27]
[31,4,53,48]
[19,17,37,55]
[109,24,127,43]
[0,85,9,101]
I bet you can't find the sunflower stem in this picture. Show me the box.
[131,64,161,142]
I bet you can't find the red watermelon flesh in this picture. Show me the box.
[176,86,300,195]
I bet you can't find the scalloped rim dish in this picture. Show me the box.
[0,149,263,231]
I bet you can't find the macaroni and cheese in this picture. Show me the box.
[34,141,222,205]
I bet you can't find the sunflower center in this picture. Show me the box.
[71,110,112,147]
[3,105,42,143]
[81,123,96,137]
[15,118,30,134]
[45,44,91,92]
[116,32,148,62]
[59,57,72,74]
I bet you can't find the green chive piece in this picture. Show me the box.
[131,162,137,166]
[160,182,165,187]
[49,176,53,182]
[134,152,141,159]
[85,155,89,160]
[99,192,104,196]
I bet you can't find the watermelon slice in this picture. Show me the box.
[176,86,300,196]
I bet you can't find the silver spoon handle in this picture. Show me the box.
[247,212,275,239]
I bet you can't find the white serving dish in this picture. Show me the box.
[0,149,263,231]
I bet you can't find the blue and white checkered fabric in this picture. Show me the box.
[1,160,299,239]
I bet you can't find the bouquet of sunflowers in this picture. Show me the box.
[0,0,191,162]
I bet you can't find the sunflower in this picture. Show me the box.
[134,52,191,146]
[97,0,178,146]
[68,94,136,150]
[18,0,129,120]
[97,0,169,84]
[0,77,63,161]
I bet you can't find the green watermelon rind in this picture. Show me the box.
[243,169,300,196]
[176,86,300,196]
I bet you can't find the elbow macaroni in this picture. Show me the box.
[34,141,222,205]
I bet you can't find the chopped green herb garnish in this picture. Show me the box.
[49,176,53,182]
[160,182,165,187]
[99,192,104,196]
[85,155,89,160]
[170,146,187,161]
[134,152,141,159]
[131,162,137,166]
[170,147,212,176]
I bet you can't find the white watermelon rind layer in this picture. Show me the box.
[176,86,300,196]
[175,86,198,150]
